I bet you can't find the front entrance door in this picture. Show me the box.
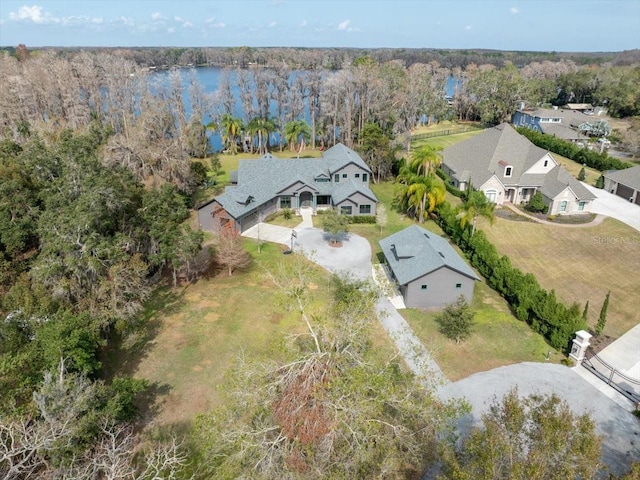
[300,191,313,208]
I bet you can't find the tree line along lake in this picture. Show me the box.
[150,66,459,152]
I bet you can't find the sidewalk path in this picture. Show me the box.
[501,203,606,228]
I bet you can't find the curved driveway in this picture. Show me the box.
[248,221,640,475]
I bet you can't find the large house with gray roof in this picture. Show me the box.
[198,143,377,233]
[441,123,595,215]
[379,225,479,309]
[603,165,640,205]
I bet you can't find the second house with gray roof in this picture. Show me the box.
[198,143,377,232]
[441,123,595,215]
[379,225,479,309]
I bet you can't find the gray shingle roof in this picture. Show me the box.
[539,165,596,200]
[332,180,377,204]
[540,123,587,141]
[212,144,376,220]
[379,225,479,285]
[443,123,550,187]
[604,165,640,191]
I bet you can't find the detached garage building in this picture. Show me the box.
[379,225,479,309]
[603,165,640,205]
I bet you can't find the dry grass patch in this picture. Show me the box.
[479,216,640,338]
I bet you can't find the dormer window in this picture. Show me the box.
[544,160,548,167]
[505,166,512,177]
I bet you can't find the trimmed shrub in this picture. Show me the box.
[525,191,547,213]
[349,215,377,224]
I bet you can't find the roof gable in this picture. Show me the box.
[443,123,549,186]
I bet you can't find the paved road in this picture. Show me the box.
[582,183,640,232]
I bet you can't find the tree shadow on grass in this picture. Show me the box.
[100,286,185,382]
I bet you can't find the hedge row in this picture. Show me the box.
[436,169,467,199]
[434,201,586,351]
[515,126,632,172]
[349,215,377,224]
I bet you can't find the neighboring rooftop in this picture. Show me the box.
[604,164,640,190]
[540,165,596,201]
[379,225,479,286]
[443,123,551,187]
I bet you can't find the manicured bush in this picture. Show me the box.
[525,191,547,213]
[349,215,377,224]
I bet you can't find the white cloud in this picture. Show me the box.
[510,7,520,14]
[9,5,58,24]
[182,21,193,28]
[338,19,350,31]
[300,19,307,27]
[120,16,134,27]
[465,25,472,31]
[269,21,277,27]
[205,17,225,28]
[174,16,183,22]
[151,12,166,21]
[167,27,176,33]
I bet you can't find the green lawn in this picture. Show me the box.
[478,215,640,338]
[104,240,397,428]
[402,281,559,381]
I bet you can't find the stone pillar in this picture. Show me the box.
[569,330,592,364]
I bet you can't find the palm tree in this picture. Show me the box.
[457,189,496,236]
[246,116,278,155]
[397,171,446,223]
[409,144,443,176]
[284,119,311,158]
[220,113,243,155]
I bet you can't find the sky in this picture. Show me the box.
[0,0,639,52]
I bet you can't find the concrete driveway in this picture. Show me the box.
[438,362,640,476]
[583,183,640,232]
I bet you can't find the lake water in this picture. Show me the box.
[152,67,458,152]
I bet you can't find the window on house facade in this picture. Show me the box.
[578,201,585,211]
[544,160,548,167]
[359,204,371,214]
[340,205,352,215]
[355,173,360,178]
[342,173,348,178]
[362,173,368,182]
[421,284,428,290]
[280,196,291,209]
[334,174,339,182]
[560,200,568,212]
[505,166,513,177]
[456,283,462,288]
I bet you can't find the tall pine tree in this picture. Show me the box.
[595,292,610,336]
